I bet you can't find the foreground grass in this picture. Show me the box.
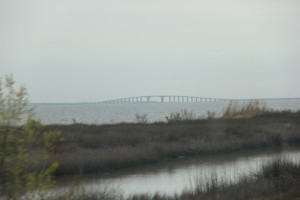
[45,110,300,176]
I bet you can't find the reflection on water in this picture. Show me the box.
[56,147,300,197]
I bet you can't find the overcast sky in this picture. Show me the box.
[1,0,300,103]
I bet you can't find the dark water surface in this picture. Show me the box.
[55,147,300,198]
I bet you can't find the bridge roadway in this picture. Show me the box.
[99,96,300,104]
[100,95,231,104]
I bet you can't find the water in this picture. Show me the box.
[55,147,300,198]
[37,99,300,197]
[33,99,300,124]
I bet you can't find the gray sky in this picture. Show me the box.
[1,0,300,103]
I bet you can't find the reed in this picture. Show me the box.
[166,109,197,122]
[2,110,300,200]
[129,159,300,200]
[135,113,149,124]
[43,110,300,176]
[223,100,268,119]
[16,160,300,200]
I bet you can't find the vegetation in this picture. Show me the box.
[1,75,299,199]
[45,109,300,176]
[166,109,197,122]
[0,75,62,199]
[129,159,300,200]
[206,111,217,119]
[222,100,268,119]
[29,159,300,200]
[135,113,148,124]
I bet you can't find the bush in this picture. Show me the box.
[166,109,197,122]
[135,113,148,124]
[206,111,217,119]
[0,75,62,199]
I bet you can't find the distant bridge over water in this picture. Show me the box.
[99,95,300,104]
[100,95,228,104]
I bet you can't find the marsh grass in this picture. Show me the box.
[223,100,269,119]
[188,159,300,200]
[43,110,300,176]
[129,160,300,200]
[206,111,217,119]
[166,109,197,122]
[53,185,121,200]
[13,159,300,200]
[5,111,300,200]
[135,113,148,124]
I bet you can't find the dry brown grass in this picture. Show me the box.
[223,100,268,119]
[166,109,197,122]
[43,110,300,176]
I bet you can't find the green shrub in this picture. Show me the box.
[0,75,62,199]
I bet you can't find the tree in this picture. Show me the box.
[0,75,62,199]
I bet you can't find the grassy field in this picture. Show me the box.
[45,110,300,176]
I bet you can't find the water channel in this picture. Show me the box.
[55,147,300,198]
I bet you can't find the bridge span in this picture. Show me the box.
[99,96,300,104]
[100,95,232,104]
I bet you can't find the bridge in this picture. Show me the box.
[99,96,300,104]
[100,95,232,104]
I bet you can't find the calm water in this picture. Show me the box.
[55,147,300,198]
[41,99,300,197]
[34,99,300,124]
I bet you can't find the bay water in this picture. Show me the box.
[35,99,300,197]
[33,99,300,125]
